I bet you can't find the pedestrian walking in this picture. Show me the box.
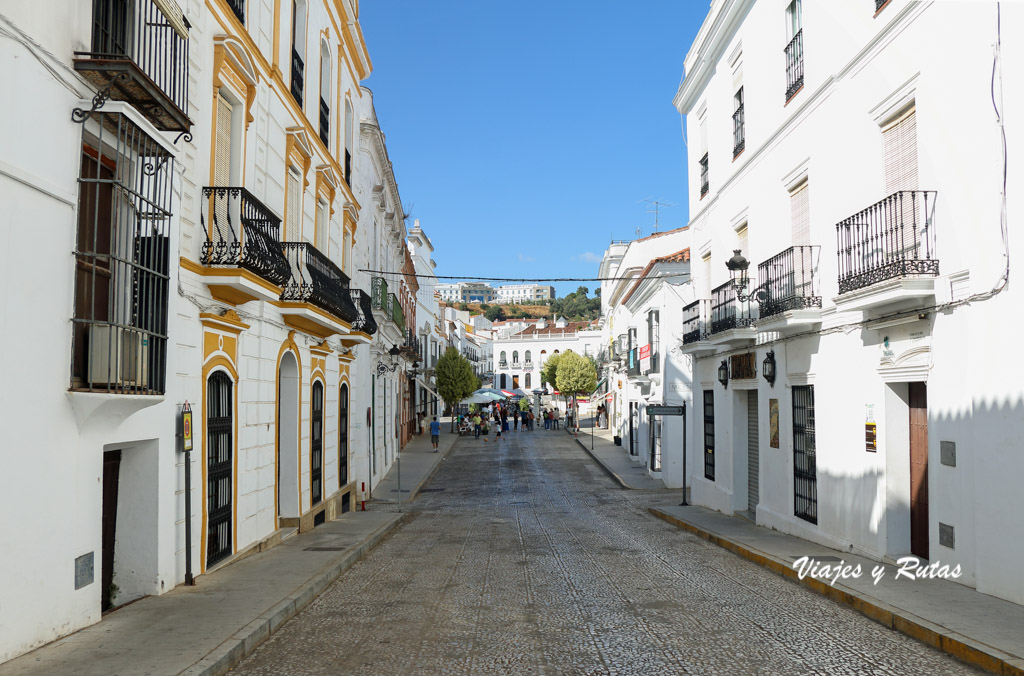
[553,407,561,430]
[429,416,441,451]
[513,408,520,430]
[528,410,535,430]
[473,413,482,439]
[494,410,502,441]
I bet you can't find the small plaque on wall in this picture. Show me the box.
[865,423,877,452]
[769,398,779,449]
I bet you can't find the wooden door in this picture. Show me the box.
[909,382,929,559]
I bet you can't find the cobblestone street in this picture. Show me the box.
[233,429,981,675]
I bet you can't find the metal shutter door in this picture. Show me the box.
[747,390,759,512]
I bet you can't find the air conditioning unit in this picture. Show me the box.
[88,325,150,388]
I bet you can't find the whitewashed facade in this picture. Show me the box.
[676,0,1023,605]
[598,229,691,486]
[492,317,603,395]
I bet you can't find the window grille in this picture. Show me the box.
[311,380,324,505]
[206,371,233,567]
[704,390,715,480]
[72,111,172,394]
[649,414,662,472]
[793,385,817,523]
[339,384,349,486]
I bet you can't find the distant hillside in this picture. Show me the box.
[440,286,601,322]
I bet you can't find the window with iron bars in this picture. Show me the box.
[646,309,660,374]
[72,111,173,394]
[704,389,715,480]
[793,385,817,524]
[733,87,745,157]
[699,153,709,198]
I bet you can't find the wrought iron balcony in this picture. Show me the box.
[401,330,421,360]
[711,281,755,334]
[290,48,304,107]
[389,292,406,332]
[682,299,710,344]
[757,246,821,319]
[784,29,804,101]
[836,190,938,294]
[227,0,245,24]
[200,187,291,287]
[524,360,533,369]
[699,153,709,198]
[733,103,745,157]
[280,242,358,323]
[499,360,508,368]
[74,0,192,132]
[371,276,390,314]
[875,0,888,10]
[319,98,329,148]
[349,288,378,335]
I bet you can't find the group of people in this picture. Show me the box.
[595,404,608,429]
[541,407,561,430]
[457,400,536,442]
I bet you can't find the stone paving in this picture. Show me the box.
[233,427,983,675]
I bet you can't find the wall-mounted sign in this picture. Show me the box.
[865,423,877,452]
[731,352,757,380]
[181,401,193,452]
[647,405,684,416]
[769,398,779,448]
[639,344,651,360]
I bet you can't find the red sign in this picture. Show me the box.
[639,344,651,360]
[605,392,614,402]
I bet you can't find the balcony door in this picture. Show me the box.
[882,107,920,257]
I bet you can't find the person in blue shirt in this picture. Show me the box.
[429,416,441,452]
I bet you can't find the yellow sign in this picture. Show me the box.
[182,402,193,452]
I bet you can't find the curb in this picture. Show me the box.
[574,437,628,489]
[183,514,408,676]
[648,507,1024,676]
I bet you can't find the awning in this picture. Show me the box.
[414,376,440,401]
[591,377,608,396]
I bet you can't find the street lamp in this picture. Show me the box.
[725,249,765,303]
[718,359,729,388]
[762,349,777,386]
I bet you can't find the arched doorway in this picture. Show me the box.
[278,351,300,519]
[339,384,349,487]
[206,371,233,568]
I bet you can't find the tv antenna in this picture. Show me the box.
[642,198,676,233]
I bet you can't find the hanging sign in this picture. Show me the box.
[181,401,193,452]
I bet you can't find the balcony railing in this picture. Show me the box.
[785,29,804,101]
[290,48,304,107]
[499,360,508,368]
[524,360,533,369]
[389,292,406,332]
[319,98,329,148]
[200,187,291,287]
[280,242,358,323]
[74,0,191,131]
[836,190,938,294]
[875,0,888,10]
[371,276,389,314]
[711,281,756,334]
[227,0,245,24]
[757,245,821,319]
[699,153,709,198]
[733,103,745,157]
[682,299,710,344]
[349,288,378,335]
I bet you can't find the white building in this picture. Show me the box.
[492,317,602,396]
[436,281,496,304]
[675,0,1023,605]
[407,219,445,420]
[495,283,555,304]
[0,0,423,662]
[597,228,691,485]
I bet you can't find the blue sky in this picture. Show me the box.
[359,2,706,297]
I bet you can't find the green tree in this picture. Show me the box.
[555,351,598,430]
[484,305,506,322]
[540,352,563,392]
[518,397,531,413]
[458,302,469,311]
[436,347,478,431]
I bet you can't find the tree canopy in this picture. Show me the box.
[549,286,601,321]
[555,351,598,399]
[435,347,478,430]
[484,305,505,322]
[540,352,563,391]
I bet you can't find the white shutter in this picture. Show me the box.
[316,199,328,251]
[790,182,810,246]
[883,107,918,193]
[286,169,301,241]
[736,224,749,258]
[702,253,712,298]
[214,96,232,186]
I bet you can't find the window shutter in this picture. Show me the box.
[791,182,810,246]
[214,97,233,186]
[883,107,918,193]
[286,169,301,241]
[316,199,328,250]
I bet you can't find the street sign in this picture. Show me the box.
[647,405,684,416]
[181,401,193,452]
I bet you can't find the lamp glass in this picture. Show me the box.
[763,350,776,385]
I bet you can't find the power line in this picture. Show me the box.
[358,269,689,283]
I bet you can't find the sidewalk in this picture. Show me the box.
[369,417,460,505]
[571,416,667,490]
[650,505,1024,675]
[0,511,403,676]
[2,422,463,676]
